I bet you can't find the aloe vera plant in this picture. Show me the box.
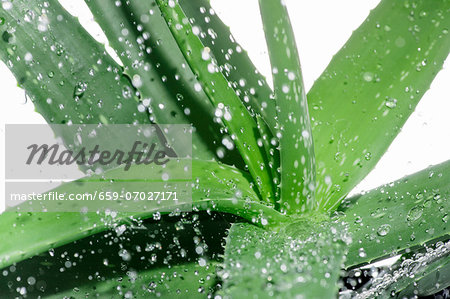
[0,0,449,298]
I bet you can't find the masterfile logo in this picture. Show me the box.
[4,124,193,212]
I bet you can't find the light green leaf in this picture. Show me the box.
[0,159,287,269]
[342,160,450,268]
[155,0,275,203]
[259,0,316,213]
[220,216,349,298]
[308,0,450,211]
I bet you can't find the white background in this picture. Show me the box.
[1,0,449,212]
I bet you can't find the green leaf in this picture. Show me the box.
[155,0,275,204]
[179,0,277,132]
[352,241,450,298]
[259,0,316,213]
[0,159,287,269]
[341,160,450,268]
[0,0,148,126]
[46,263,219,298]
[256,115,280,202]
[397,252,450,298]
[308,0,450,211]
[1,214,228,297]
[220,216,349,298]
[84,0,225,161]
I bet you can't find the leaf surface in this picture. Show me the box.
[309,0,450,211]
[180,0,277,131]
[0,0,148,126]
[352,241,450,298]
[342,160,450,268]
[85,0,223,161]
[259,0,316,212]
[221,216,349,298]
[0,160,286,269]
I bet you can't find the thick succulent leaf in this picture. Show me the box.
[45,263,218,298]
[179,0,449,213]
[353,241,450,298]
[397,253,450,298]
[84,0,226,161]
[220,216,350,298]
[0,0,148,126]
[1,214,228,297]
[179,0,449,214]
[341,160,450,268]
[309,0,450,211]
[0,159,287,269]
[259,0,316,213]
[256,115,280,201]
[155,0,275,203]
[180,0,276,131]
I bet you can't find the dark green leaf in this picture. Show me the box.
[397,252,450,298]
[0,0,149,126]
[85,0,224,161]
[352,241,450,298]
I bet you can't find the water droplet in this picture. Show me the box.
[118,249,131,261]
[73,82,88,98]
[201,47,211,61]
[2,2,12,10]
[198,258,207,267]
[358,248,367,258]
[395,36,406,47]
[24,10,35,22]
[407,206,423,222]
[153,211,161,221]
[377,224,391,236]
[385,97,397,108]
[122,86,132,99]
[363,72,374,82]
[132,74,142,88]
[24,52,33,62]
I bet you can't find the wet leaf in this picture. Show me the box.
[221,216,349,298]
[85,0,226,161]
[155,0,275,204]
[259,0,316,213]
[309,0,450,211]
[0,0,148,126]
[342,160,450,268]
[0,159,286,269]
[180,0,277,132]
[396,253,450,298]
[353,241,450,298]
